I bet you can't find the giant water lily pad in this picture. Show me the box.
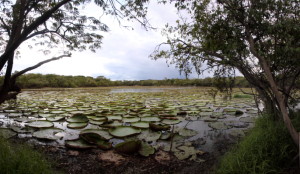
[115,140,141,154]
[208,122,231,130]
[67,114,88,123]
[137,130,161,142]
[149,123,170,131]
[65,139,96,149]
[240,117,255,123]
[67,122,88,129]
[106,116,122,121]
[174,145,204,160]
[178,128,198,137]
[138,142,155,157]
[80,129,113,140]
[109,126,141,138]
[131,122,149,128]
[122,117,140,123]
[27,121,54,128]
[0,128,17,139]
[89,120,105,125]
[80,132,112,150]
[101,121,122,128]
[161,119,181,125]
[141,116,161,122]
[33,128,63,140]
[11,126,35,133]
[46,115,65,122]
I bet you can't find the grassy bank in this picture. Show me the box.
[0,138,52,174]
[216,115,298,174]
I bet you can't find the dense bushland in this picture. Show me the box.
[0,73,250,88]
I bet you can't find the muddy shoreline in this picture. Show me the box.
[11,135,237,174]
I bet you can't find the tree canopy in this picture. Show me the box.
[152,0,300,145]
[0,0,149,102]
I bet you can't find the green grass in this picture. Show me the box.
[0,138,53,174]
[216,115,297,174]
[233,93,253,99]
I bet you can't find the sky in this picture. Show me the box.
[12,1,206,81]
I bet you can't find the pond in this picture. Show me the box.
[0,87,258,161]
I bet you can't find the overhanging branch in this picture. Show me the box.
[10,53,71,83]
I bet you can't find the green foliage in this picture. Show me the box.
[216,115,297,174]
[0,73,250,88]
[0,138,52,174]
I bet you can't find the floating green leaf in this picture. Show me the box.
[109,126,141,137]
[131,121,149,128]
[161,119,181,125]
[67,122,88,129]
[138,142,155,157]
[141,116,161,122]
[80,129,113,140]
[80,132,112,150]
[114,140,141,154]
[67,114,88,123]
[27,121,54,128]
[65,138,96,149]
[33,128,63,140]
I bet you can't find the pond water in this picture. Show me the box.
[0,87,258,160]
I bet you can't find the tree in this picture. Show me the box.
[0,0,149,103]
[152,0,300,145]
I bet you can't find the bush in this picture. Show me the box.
[216,115,297,174]
[0,138,52,174]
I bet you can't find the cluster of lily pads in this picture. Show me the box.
[0,87,258,160]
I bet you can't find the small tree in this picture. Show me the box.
[0,0,149,103]
[152,0,300,145]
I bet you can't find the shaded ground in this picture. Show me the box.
[11,136,236,174]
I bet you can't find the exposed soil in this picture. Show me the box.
[10,136,236,174]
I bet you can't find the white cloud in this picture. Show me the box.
[12,1,203,80]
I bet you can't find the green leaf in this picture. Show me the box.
[109,126,141,138]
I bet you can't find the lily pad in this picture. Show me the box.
[11,126,35,133]
[174,145,203,160]
[178,128,198,137]
[89,120,105,125]
[80,129,113,140]
[106,116,122,121]
[141,116,161,122]
[122,117,140,123]
[131,121,149,128]
[161,119,181,125]
[109,126,141,138]
[65,138,96,149]
[149,123,171,131]
[67,122,88,129]
[33,128,64,140]
[138,142,155,157]
[80,132,112,150]
[0,128,17,139]
[208,122,231,130]
[137,130,161,142]
[27,121,54,128]
[101,121,123,128]
[67,114,88,123]
[115,140,141,154]
[240,117,255,123]
[46,115,65,122]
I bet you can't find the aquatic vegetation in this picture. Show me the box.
[0,87,258,161]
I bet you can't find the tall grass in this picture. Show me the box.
[0,138,52,174]
[216,115,297,174]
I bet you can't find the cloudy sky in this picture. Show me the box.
[13,1,204,81]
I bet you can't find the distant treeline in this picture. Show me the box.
[0,73,251,88]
